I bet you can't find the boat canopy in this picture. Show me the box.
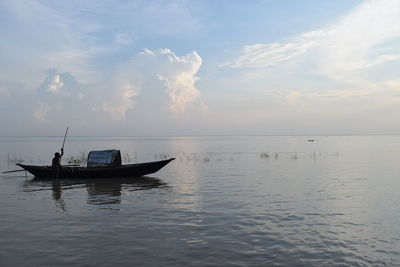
[87,150,122,167]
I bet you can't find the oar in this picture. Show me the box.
[2,169,25,174]
[56,127,69,179]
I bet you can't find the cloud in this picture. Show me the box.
[0,81,23,95]
[33,102,51,122]
[32,69,91,122]
[101,83,138,120]
[0,0,204,85]
[26,48,204,124]
[224,0,400,80]
[114,32,135,45]
[0,0,210,135]
[40,69,65,94]
[223,30,324,68]
[383,79,400,90]
[154,49,202,115]
[38,69,81,99]
[283,77,400,110]
[32,69,138,122]
[319,0,400,79]
[220,0,400,116]
[0,0,102,84]
[124,48,205,116]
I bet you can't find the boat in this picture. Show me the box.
[16,149,175,179]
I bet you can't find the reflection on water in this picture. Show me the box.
[51,181,66,211]
[22,177,168,209]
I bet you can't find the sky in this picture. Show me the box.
[1,0,400,136]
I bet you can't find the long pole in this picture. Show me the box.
[61,127,69,150]
[2,169,26,174]
[56,127,69,179]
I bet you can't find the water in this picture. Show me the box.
[1,136,400,266]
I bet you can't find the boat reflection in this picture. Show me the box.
[22,177,168,210]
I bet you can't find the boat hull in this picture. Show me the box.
[17,158,175,179]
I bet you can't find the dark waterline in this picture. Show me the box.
[1,136,400,266]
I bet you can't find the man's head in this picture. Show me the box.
[54,152,60,158]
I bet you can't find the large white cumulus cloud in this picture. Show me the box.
[139,48,202,115]
[25,48,204,124]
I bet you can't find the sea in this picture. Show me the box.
[0,135,399,266]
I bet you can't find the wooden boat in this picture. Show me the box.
[17,158,175,179]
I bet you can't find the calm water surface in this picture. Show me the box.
[1,136,400,266]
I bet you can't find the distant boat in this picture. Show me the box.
[17,149,175,179]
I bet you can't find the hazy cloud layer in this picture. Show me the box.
[2,0,400,135]
[226,0,400,76]
[224,0,400,108]
[0,0,202,85]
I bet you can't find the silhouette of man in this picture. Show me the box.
[52,148,64,168]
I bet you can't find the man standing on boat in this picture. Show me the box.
[52,148,64,168]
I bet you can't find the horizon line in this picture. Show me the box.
[1,133,400,138]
